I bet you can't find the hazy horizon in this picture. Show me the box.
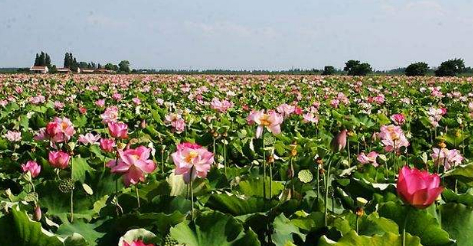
[1,0,473,71]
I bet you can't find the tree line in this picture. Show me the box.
[30,51,130,73]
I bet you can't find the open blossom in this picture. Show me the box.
[107,146,156,186]
[45,117,75,143]
[108,122,128,139]
[172,142,214,184]
[48,151,70,169]
[78,133,101,145]
[390,113,405,125]
[210,98,233,112]
[95,99,105,108]
[247,110,283,138]
[357,151,379,167]
[378,125,409,152]
[123,240,154,246]
[397,166,443,209]
[276,104,295,118]
[100,138,115,152]
[302,112,319,124]
[427,107,445,127]
[101,106,119,124]
[5,130,21,142]
[164,113,186,133]
[132,97,141,105]
[21,161,41,178]
[432,148,463,171]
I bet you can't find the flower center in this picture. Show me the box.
[259,114,271,126]
[185,151,198,163]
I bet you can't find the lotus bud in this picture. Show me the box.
[331,129,347,153]
[34,206,42,221]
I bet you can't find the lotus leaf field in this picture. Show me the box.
[2,74,473,246]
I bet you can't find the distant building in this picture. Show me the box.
[95,68,116,74]
[77,68,94,73]
[30,66,49,74]
[56,68,71,73]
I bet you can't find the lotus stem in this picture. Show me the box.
[135,186,140,208]
[262,134,266,200]
[324,154,333,227]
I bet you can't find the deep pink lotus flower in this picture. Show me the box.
[397,166,443,209]
[247,110,283,138]
[123,240,154,246]
[331,129,347,152]
[379,125,409,152]
[100,138,116,152]
[107,146,156,187]
[21,161,41,178]
[48,151,70,169]
[357,151,378,167]
[78,133,100,145]
[108,122,128,139]
[171,142,214,184]
[45,117,75,143]
[390,113,405,125]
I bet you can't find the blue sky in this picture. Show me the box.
[1,0,472,70]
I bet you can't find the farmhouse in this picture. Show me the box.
[56,68,71,73]
[29,66,49,74]
[77,68,95,73]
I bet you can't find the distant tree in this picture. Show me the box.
[322,66,336,75]
[97,63,102,69]
[118,60,131,73]
[405,62,429,76]
[45,54,52,68]
[344,60,372,76]
[435,58,465,77]
[34,54,40,66]
[50,65,57,73]
[104,63,118,71]
[344,60,360,75]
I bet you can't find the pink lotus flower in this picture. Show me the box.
[379,125,409,152]
[331,129,347,152]
[390,113,405,125]
[164,113,186,133]
[210,98,233,112]
[107,146,156,186]
[4,130,21,142]
[123,240,154,246]
[100,106,119,124]
[276,104,295,118]
[432,148,464,171]
[108,122,128,139]
[78,133,100,145]
[171,142,214,184]
[95,99,105,108]
[21,161,41,178]
[45,117,75,143]
[132,97,141,105]
[302,113,318,124]
[397,166,443,209]
[100,138,116,152]
[357,151,379,167]
[247,110,283,138]
[48,151,70,169]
